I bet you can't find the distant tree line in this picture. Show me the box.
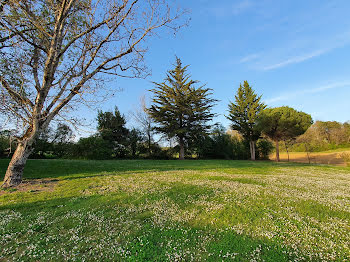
[0,107,169,160]
[1,57,348,162]
[292,121,350,152]
[0,124,75,159]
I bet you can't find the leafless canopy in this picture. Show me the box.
[0,0,186,137]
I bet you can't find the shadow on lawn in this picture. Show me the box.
[1,160,348,261]
[0,192,301,262]
[0,159,316,181]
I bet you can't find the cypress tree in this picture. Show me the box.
[148,57,217,159]
[227,81,265,160]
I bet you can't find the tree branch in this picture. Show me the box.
[0,75,34,109]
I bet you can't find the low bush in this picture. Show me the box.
[340,152,350,166]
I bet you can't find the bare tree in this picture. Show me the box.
[132,95,154,156]
[297,132,315,164]
[283,138,295,162]
[0,0,187,187]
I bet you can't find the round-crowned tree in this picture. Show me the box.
[258,106,313,162]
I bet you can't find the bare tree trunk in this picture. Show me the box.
[284,140,290,162]
[179,136,185,160]
[249,141,252,160]
[275,140,280,162]
[148,130,151,156]
[249,140,256,160]
[2,139,34,187]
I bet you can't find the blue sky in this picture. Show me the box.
[77,0,350,135]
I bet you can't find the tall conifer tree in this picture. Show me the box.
[148,58,217,159]
[227,81,265,160]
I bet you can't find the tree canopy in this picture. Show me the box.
[258,106,313,161]
[97,107,139,158]
[0,0,186,187]
[148,57,217,159]
[97,107,128,144]
[227,81,265,160]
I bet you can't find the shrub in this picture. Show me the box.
[340,152,350,166]
[73,136,113,160]
[0,134,16,158]
[151,144,173,159]
[256,139,274,160]
[196,126,250,160]
[0,136,9,158]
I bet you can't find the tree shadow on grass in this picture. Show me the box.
[0,159,317,182]
[0,192,304,262]
[2,178,348,261]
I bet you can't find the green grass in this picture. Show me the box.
[0,159,349,261]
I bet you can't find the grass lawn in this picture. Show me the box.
[0,159,349,261]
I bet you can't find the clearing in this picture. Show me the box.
[270,148,350,166]
[0,159,349,261]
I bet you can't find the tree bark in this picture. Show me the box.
[305,144,311,164]
[284,140,289,162]
[179,136,185,160]
[249,140,256,160]
[147,130,151,156]
[275,140,280,162]
[2,139,34,187]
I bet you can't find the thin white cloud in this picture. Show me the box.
[265,81,350,104]
[239,53,260,63]
[261,47,333,71]
[241,26,350,71]
[208,0,254,17]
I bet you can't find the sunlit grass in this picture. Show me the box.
[0,159,349,261]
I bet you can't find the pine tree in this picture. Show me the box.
[97,107,129,158]
[258,106,313,162]
[148,57,217,159]
[227,81,265,160]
